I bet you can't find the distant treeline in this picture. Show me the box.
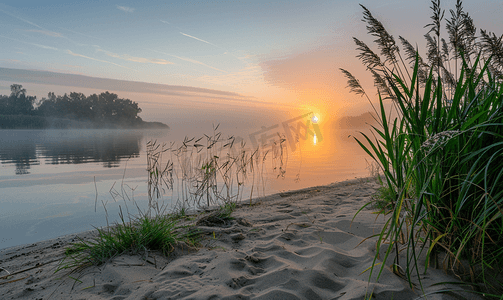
[0,84,168,129]
[335,112,378,129]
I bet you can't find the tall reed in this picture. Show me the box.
[146,125,289,211]
[342,0,503,296]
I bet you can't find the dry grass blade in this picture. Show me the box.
[0,275,30,286]
[0,259,60,280]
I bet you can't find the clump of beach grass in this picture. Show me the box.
[59,210,179,272]
[343,0,503,297]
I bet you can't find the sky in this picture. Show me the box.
[1,0,502,128]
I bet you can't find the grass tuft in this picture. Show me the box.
[58,212,179,272]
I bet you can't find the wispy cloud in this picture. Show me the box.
[179,31,248,65]
[151,49,227,73]
[33,43,59,51]
[0,59,21,63]
[21,28,91,47]
[97,49,174,65]
[179,32,218,47]
[0,68,283,112]
[0,8,44,29]
[160,20,170,25]
[0,8,73,49]
[0,34,58,50]
[58,27,103,41]
[66,50,131,69]
[25,29,62,37]
[117,5,135,13]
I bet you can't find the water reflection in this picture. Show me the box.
[0,130,143,174]
[0,136,39,175]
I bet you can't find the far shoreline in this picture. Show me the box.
[0,114,169,130]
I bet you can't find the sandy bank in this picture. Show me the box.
[0,178,481,299]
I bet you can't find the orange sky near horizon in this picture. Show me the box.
[1,0,502,127]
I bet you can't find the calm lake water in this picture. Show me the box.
[0,120,372,250]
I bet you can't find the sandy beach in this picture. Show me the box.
[0,178,481,299]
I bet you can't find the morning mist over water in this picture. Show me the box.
[0,118,372,249]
